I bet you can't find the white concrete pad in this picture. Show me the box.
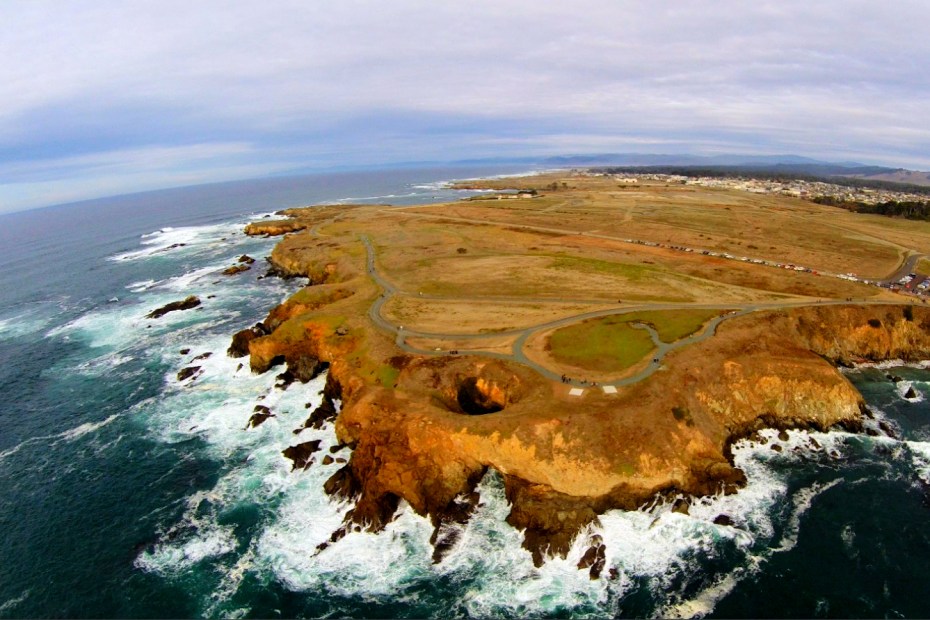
[568,388,584,396]
[601,385,618,394]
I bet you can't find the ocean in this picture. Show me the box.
[1,167,929,618]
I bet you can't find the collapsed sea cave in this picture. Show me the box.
[456,376,506,415]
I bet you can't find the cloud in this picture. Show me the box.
[1,0,930,210]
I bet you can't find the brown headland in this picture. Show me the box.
[233,172,930,566]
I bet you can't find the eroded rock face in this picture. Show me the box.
[457,377,506,414]
[241,289,930,566]
[276,355,328,388]
[227,323,269,358]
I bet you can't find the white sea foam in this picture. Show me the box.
[0,589,31,615]
[849,359,930,371]
[0,413,123,463]
[111,223,243,262]
[906,440,930,484]
[0,312,52,340]
[896,380,924,402]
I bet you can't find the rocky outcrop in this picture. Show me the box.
[244,220,310,236]
[282,439,322,470]
[222,264,250,276]
[146,295,200,319]
[177,366,201,381]
[275,354,328,389]
[297,372,343,432]
[793,305,930,364]
[246,405,275,428]
[227,323,270,358]
[235,210,930,568]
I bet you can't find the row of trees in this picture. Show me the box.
[813,196,930,221]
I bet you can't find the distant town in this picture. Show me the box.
[577,171,930,298]
[606,172,930,205]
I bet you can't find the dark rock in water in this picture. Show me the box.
[905,386,918,399]
[879,420,899,438]
[577,534,606,579]
[323,464,360,499]
[147,295,200,319]
[335,457,346,464]
[179,348,190,355]
[228,323,270,358]
[207,294,216,299]
[771,444,783,452]
[238,254,256,264]
[222,264,250,276]
[671,498,690,515]
[777,430,790,441]
[191,351,213,362]
[329,444,346,454]
[297,372,341,430]
[246,405,275,429]
[177,366,201,381]
[809,437,822,450]
[431,527,462,564]
[302,397,338,430]
[713,514,734,527]
[608,567,620,580]
[890,375,904,383]
[282,440,322,470]
[866,428,880,437]
[322,455,334,466]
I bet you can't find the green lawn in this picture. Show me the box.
[547,309,723,373]
[548,317,655,373]
[615,309,723,343]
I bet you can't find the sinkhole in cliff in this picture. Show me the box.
[456,377,505,415]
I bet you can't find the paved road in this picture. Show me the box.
[360,235,920,389]
[879,252,925,286]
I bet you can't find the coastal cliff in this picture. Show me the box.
[237,212,930,565]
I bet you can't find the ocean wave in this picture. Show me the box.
[0,413,122,464]
[109,220,249,263]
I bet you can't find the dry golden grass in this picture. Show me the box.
[437,174,930,279]
[383,296,615,334]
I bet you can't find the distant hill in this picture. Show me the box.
[539,153,838,167]
[843,169,930,187]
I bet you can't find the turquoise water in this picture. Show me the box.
[1,168,930,618]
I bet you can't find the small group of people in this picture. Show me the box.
[559,374,597,387]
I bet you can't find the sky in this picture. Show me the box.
[2,0,930,212]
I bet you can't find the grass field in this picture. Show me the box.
[548,317,657,373]
[546,309,723,373]
[611,308,724,342]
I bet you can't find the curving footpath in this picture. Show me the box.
[359,236,918,389]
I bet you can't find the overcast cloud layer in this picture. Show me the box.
[2,0,929,211]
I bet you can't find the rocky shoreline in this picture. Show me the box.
[228,211,930,568]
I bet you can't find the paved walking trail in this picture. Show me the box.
[360,236,919,389]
